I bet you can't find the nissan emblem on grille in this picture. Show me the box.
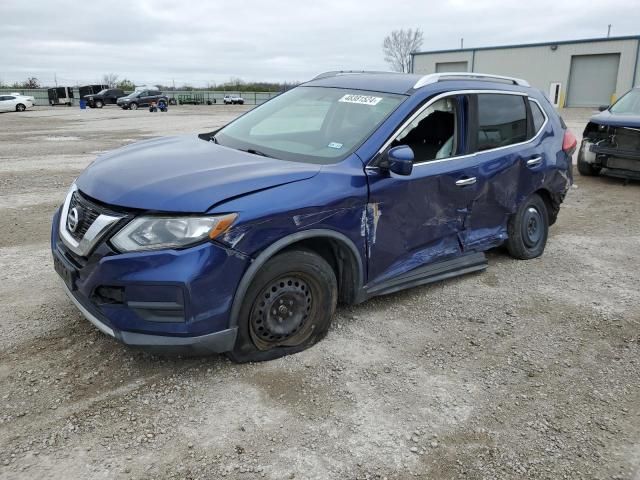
[67,207,81,233]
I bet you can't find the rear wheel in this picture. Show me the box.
[15,103,26,112]
[506,194,549,260]
[227,249,337,363]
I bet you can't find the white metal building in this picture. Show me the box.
[411,35,640,108]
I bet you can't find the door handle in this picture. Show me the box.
[526,156,543,167]
[455,177,477,187]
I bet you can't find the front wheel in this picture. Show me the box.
[15,103,26,112]
[227,249,337,363]
[95,100,104,108]
[129,102,138,110]
[506,194,549,260]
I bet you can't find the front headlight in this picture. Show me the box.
[111,214,237,252]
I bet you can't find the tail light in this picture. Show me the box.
[563,129,577,153]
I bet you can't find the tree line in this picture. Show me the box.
[0,74,298,92]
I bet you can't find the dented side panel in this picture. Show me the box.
[463,129,550,249]
[365,156,482,286]
[209,153,369,267]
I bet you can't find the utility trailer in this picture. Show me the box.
[48,87,74,106]
[78,84,108,98]
[177,93,205,105]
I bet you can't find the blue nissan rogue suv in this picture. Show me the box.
[51,71,576,362]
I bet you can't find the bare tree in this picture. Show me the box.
[383,28,424,73]
[17,77,40,89]
[116,78,135,91]
[102,73,119,88]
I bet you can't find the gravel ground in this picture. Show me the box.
[0,105,638,480]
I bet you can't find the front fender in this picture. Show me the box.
[226,228,365,329]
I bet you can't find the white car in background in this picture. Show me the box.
[10,92,36,105]
[223,94,245,105]
[0,94,34,112]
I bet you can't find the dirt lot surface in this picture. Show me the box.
[0,105,638,480]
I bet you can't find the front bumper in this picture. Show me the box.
[581,138,640,180]
[61,280,237,352]
[51,207,249,352]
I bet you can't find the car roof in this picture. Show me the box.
[304,72,422,95]
[303,71,532,95]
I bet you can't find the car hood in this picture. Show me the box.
[75,135,321,212]
[590,110,640,128]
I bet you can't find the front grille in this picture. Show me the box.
[67,192,102,241]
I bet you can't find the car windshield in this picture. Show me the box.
[96,89,109,95]
[609,89,640,115]
[213,86,404,164]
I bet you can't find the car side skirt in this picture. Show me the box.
[363,252,488,298]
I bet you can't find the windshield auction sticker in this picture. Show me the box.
[338,94,382,106]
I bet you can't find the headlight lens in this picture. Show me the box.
[111,214,237,252]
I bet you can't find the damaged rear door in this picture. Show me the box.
[364,93,479,286]
[462,92,545,250]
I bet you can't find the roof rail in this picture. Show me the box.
[312,70,398,80]
[413,72,530,89]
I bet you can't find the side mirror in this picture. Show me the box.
[381,145,414,176]
[598,105,609,112]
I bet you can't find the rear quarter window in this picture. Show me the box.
[477,94,527,150]
[529,99,546,134]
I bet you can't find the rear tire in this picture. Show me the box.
[506,194,549,260]
[227,249,337,363]
[15,103,26,112]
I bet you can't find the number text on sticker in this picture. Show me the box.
[338,94,383,106]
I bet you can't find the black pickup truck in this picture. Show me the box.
[117,89,169,110]
[83,88,125,108]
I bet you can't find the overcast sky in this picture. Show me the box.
[1,0,638,87]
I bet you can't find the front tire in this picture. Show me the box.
[129,102,138,110]
[15,103,26,112]
[95,100,104,108]
[506,194,549,260]
[227,249,337,363]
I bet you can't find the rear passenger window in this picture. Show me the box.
[477,94,527,150]
[529,100,546,134]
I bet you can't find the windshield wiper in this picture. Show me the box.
[244,148,273,158]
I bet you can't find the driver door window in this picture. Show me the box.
[392,97,458,163]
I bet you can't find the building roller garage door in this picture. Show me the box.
[435,61,468,73]
[567,53,620,107]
